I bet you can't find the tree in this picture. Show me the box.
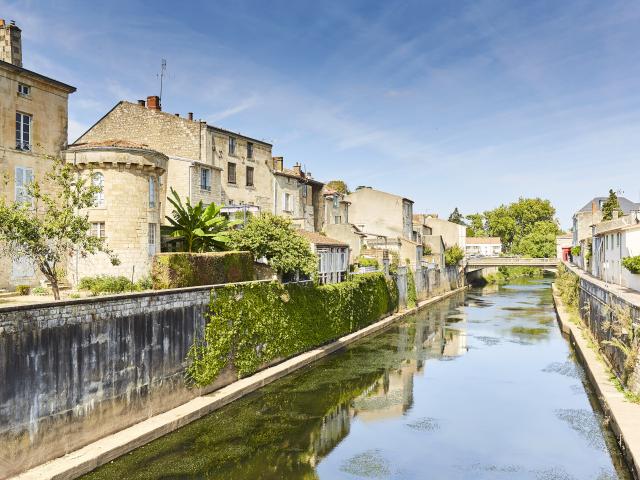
[0,158,119,300]
[466,213,486,237]
[165,188,238,252]
[444,245,465,266]
[325,180,350,195]
[511,220,560,258]
[448,207,466,225]
[601,189,621,221]
[228,213,317,278]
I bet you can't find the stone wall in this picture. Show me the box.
[0,285,239,477]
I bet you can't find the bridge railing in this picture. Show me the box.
[466,256,559,267]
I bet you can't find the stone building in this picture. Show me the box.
[414,214,466,251]
[298,230,350,284]
[317,186,366,261]
[465,237,502,257]
[65,141,168,283]
[270,157,324,231]
[345,187,422,267]
[73,98,274,224]
[0,19,76,290]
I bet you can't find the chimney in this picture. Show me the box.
[146,95,161,111]
[0,19,23,67]
[272,156,283,172]
[188,112,193,121]
[612,211,619,220]
[137,99,146,106]
[293,162,302,177]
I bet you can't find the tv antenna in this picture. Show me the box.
[158,59,167,101]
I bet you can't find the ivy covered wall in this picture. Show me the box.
[187,272,398,386]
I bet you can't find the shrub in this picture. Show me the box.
[356,256,379,268]
[406,268,417,308]
[152,252,255,289]
[622,256,640,274]
[571,245,581,256]
[187,272,397,386]
[15,285,30,295]
[135,276,153,291]
[556,264,579,308]
[445,245,464,266]
[31,286,50,296]
[79,275,135,295]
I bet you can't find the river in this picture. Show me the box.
[83,278,632,479]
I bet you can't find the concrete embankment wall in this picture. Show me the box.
[0,285,226,478]
[395,266,463,306]
[564,263,640,395]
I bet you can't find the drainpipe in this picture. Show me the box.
[188,162,196,201]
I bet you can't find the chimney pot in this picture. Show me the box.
[293,163,302,176]
[174,113,179,117]
[146,95,161,111]
[137,99,145,106]
[188,112,193,121]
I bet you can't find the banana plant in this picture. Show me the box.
[165,188,240,252]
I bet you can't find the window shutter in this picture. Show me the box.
[15,166,24,202]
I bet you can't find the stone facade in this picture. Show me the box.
[0,19,75,290]
[65,142,168,283]
[319,187,350,230]
[74,99,273,222]
[416,214,466,250]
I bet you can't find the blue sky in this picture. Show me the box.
[4,0,640,227]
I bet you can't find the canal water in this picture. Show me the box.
[84,278,632,479]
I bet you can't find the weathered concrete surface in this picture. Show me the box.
[553,284,640,480]
[11,286,467,480]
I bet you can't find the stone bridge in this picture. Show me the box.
[465,256,559,273]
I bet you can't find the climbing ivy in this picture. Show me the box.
[406,268,417,308]
[187,272,398,386]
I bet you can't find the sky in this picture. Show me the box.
[3,0,640,228]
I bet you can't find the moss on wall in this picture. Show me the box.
[151,252,255,289]
[187,272,398,386]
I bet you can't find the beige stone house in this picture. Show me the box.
[271,157,324,231]
[73,97,274,224]
[465,237,502,257]
[64,141,167,283]
[346,187,422,267]
[318,187,366,261]
[414,214,466,251]
[0,19,76,290]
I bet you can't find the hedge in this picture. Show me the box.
[187,272,398,386]
[151,251,255,289]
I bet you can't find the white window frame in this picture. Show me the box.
[92,172,105,207]
[90,222,106,239]
[283,192,292,212]
[18,83,31,96]
[228,136,236,155]
[14,166,34,206]
[148,223,157,256]
[16,112,32,151]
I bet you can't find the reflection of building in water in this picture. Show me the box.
[441,328,467,357]
[308,403,351,466]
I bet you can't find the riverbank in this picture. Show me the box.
[553,284,640,480]
[14,285,468,480]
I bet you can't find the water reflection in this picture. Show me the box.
[83,279,631,480]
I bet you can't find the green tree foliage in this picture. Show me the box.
[445,245,465,266]
[466,213,486,237]
[622,256,640,274]
[601,189,622,221]
[511,221,560,258]
[165,188,238,252]
[447,207,466,225]
[228,213,317,278]
[325,180,350,195]
[0,158,118,300]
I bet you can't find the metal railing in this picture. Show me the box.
[466,256,559,267]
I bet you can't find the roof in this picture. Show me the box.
[348,187,413,204]
[466,237,502,245]
[0,59,76,93]
[298,230,349,247]
[69,139,152,150]
[577,197,640,214]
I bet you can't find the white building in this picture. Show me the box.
[298,230,350,284]
[465,237,502,257]
[592,212,640,291]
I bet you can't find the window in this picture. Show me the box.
[17,83,30,96]
[335,215,342,224]
[247,142,253,159]
[16,112,31,150]
[228,136,236,155]
[302,184,308,198]
[148,176,156,208]
[283,192,292,212]
[14,166,33,205]
[201,167,211,191]
[92,172,104,207]
[148,223,157,256]
[246,166,254,187]
[227,162,237,184]
[90,222,106,239]
[333,196,339,208]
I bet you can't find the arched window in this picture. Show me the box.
[92,172,104,207]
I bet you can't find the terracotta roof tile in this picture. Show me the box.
[297,230,349,247]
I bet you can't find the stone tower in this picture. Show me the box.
[0,19,22,67]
